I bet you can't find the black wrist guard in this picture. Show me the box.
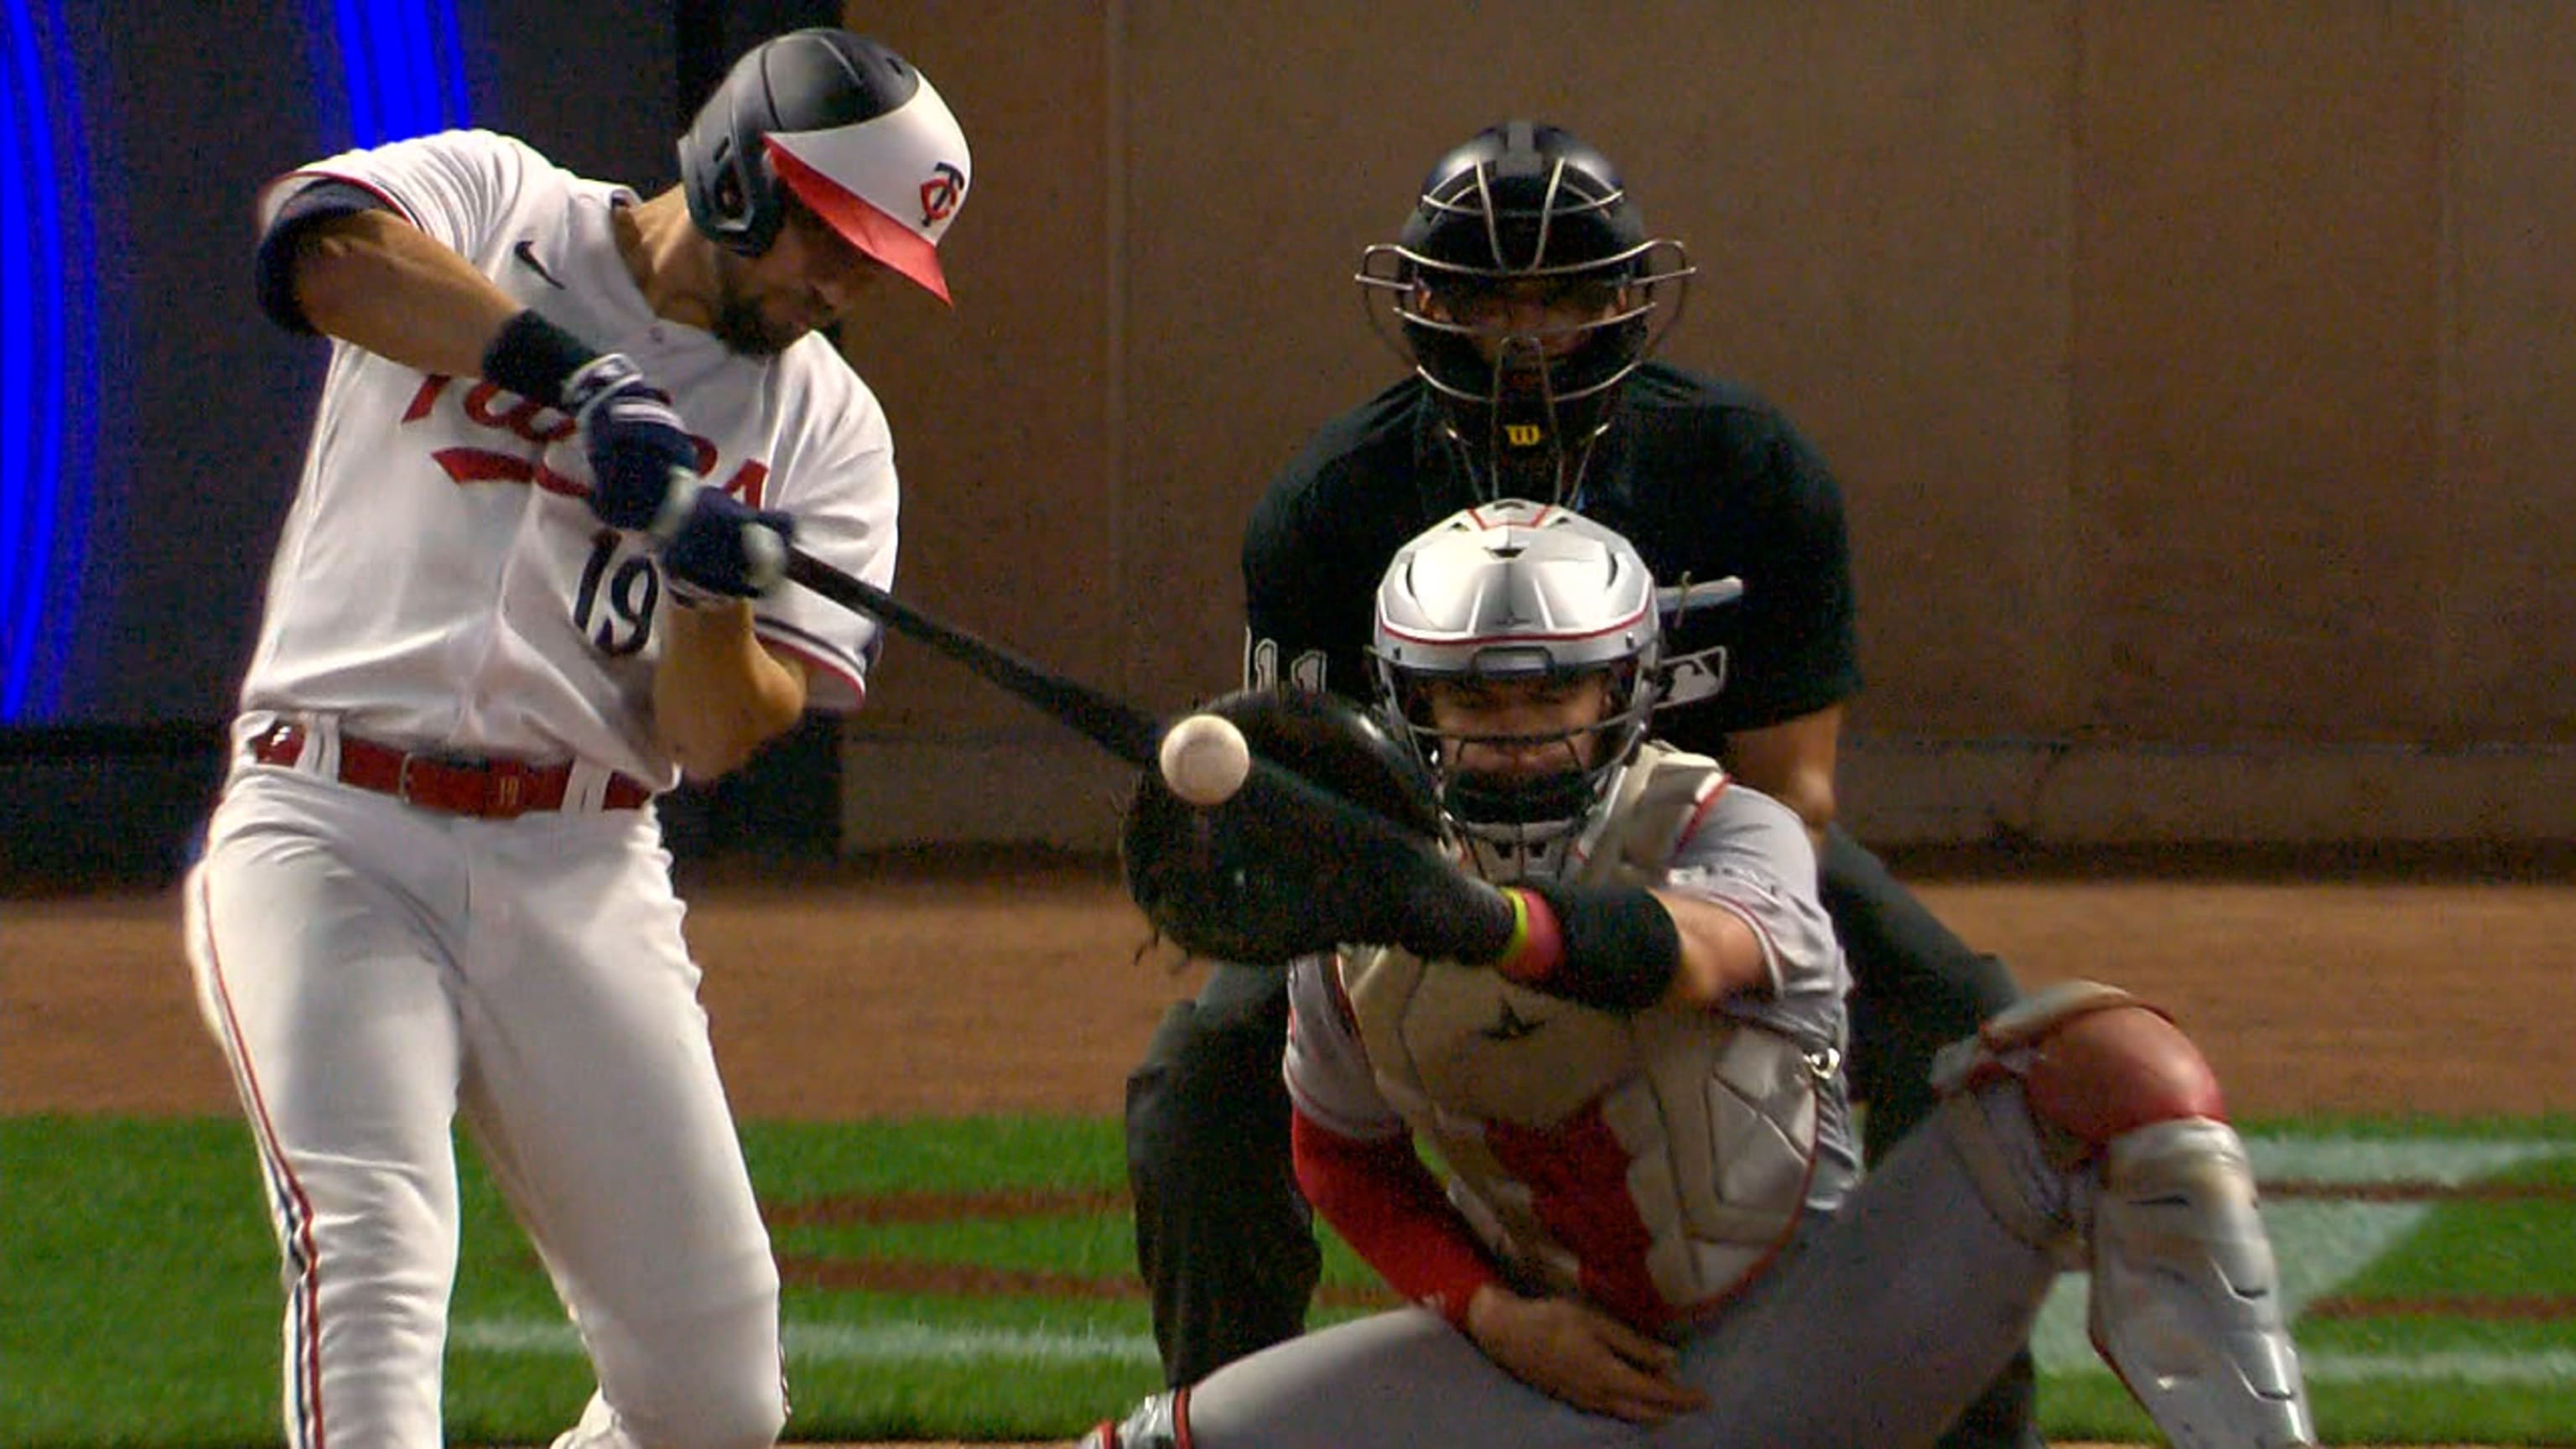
[1498,879,1683,1014]
[480,309,600,408]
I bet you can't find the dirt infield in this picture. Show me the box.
[13,851,2570,1121]
[5,849,2571,1448]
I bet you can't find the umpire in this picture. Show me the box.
[1123,121,2038,1449]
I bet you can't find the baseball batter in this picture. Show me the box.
[1085,505,2314,1448]
[181,29,969,1449]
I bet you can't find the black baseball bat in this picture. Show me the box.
[782,545,1443,860]
[784,547,1161,768]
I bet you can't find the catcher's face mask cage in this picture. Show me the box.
[1370,501,1664,881]
[1356,120,1692,506]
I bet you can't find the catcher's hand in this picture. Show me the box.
[1119,687,1516,966]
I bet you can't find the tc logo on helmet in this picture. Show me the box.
[919,163,966,226]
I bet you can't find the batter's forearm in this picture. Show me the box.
[653,602,809,780]
[292,210,527,378]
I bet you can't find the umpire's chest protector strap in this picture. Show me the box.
[1338,746,1818,1320]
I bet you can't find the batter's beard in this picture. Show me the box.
[704,253,805,356]
[709,293,792,356]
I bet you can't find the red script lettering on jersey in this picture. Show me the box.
[399,374,770,504]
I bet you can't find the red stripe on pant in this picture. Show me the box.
[196,870,329,1449]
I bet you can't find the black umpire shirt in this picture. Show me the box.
[1240,361,1862,762]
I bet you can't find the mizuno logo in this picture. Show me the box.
[1480,998,1548,1042]
[512,238,564,289]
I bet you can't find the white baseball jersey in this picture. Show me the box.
[241,128,893,788]
[191,114,956,1449]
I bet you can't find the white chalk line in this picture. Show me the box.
[445,1317,2574,1385]
[454,1135,2575,1384]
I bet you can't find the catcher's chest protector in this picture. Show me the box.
[1341,745,1819,1324]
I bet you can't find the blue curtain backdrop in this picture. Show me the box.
[304,0,475,151]
[0,0,480,727]
[0,1,99,720]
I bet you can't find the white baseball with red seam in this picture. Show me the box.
[1159,713,1252,806]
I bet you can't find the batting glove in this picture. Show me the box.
[561,354,701,534]
[657,481,796,604]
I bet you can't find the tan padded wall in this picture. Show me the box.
[836,2,2576,849]
[826,3,1119,742]
[2075,5,2447,742]
[2452,3,2576,740]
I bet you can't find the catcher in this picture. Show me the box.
[1098,501,2314,1448]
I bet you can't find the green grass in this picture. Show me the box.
[4,1114,2572,1446]
[2258,1149,2576,1446]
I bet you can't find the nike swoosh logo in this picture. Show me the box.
[512,238,564,289]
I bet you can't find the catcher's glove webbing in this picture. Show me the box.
[1119,688,1514,966]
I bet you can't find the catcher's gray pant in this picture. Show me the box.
[1176,1078,2076,1449]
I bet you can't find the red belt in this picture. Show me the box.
[250,722,651,819]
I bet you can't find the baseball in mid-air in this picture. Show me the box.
[1159,712,1252,806]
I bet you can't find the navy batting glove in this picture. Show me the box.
[658,486,796,603]
[563,354,699,533]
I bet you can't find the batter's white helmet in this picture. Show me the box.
[1371,500,1664,880]
[678,29,972,303]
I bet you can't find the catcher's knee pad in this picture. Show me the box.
[1081,1389,1189,1449]
[2091,1118,2315,1446]
[1933,979,2225,1146]
[1928,980,2226,1255]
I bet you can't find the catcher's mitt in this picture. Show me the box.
[1121,687,1477,965]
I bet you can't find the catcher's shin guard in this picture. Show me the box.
[2090,1117,2314,1447]
[1931,981,2315,1445]
[1079,1389,1188,1449]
